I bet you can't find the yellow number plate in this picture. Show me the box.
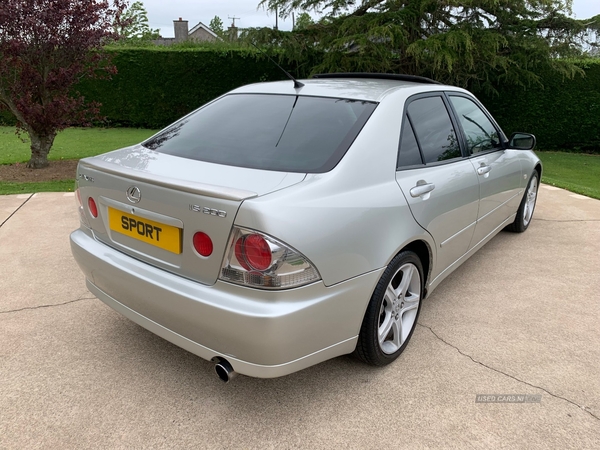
[108,207,182,254]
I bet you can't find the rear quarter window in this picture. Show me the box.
[397,116,424,169]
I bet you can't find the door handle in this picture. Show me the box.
[477,165,492,176]
[410,183,435,198]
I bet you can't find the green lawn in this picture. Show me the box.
[0,180,75,195]
[0,126,157,164]
[535,151,600,200]
[1,127,599,198]
[0,127,157,194]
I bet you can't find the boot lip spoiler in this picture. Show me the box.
[78,159,259,202]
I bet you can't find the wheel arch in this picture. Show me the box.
[354,241,430,365]
[398,239,432,299]
[534,162,542,180]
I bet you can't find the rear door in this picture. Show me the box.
[395,94,480,279]
[446,94,523,247]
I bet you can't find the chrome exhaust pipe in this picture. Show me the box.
[212,357,237,383]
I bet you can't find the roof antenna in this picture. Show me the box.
[249,41,304,89]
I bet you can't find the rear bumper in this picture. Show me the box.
[70,228,382,378]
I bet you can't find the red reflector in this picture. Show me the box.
[244,234,272,271]
[88,197,98,218]
[193,232,213,257]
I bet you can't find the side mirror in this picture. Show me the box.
[509,132,536,150]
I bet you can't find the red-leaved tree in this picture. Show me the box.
[0,0,127,168]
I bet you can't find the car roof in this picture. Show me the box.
[229,76,466,103]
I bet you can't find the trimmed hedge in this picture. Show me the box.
[0,47,285,128]
[1,48,598,152]
[76,47,286,129]
[0,107,14,126]
[479,60,600,152]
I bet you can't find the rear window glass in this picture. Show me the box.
[143,94,377,173]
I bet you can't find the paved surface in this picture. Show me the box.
[1,187,599,449]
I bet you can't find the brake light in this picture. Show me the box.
[235,234,272,271]
[220,227,321,289]
[193,232,213,257]
[234,236,251,271]
[88,197,98,218]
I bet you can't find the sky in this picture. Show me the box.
[141,0,600,37]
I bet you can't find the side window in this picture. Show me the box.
[449,96,501,154]
[397,116,423,169]
[407,96,461,163]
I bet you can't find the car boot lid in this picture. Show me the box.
[78,145,306,200]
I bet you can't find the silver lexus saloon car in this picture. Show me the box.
[70,73,541,382]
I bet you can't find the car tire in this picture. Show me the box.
[355,251,424,366]
[507,171,539,233]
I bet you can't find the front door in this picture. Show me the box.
[447,95,523,247]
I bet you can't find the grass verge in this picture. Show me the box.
[1,127,157,195]
[0,180,75,196]
[535,151,600,200]
[1,127,599,199]
[0,126,157,164]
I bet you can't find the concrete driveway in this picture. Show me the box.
[1,186,599,449]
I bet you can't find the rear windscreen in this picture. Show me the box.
[142,94,377,173]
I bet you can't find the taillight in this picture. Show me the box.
[234,236,250,271]
[220,227,321,289]
[235,234,272,271]
[193,232,213,257]
[88,197,98,218]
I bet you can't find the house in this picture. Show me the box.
[153,18,220,46]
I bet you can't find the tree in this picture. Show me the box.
[257,1,600,93]
[209,16,226,38]
[295,12,314,30]
[116,1,159,41]
[0,0,126,168]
